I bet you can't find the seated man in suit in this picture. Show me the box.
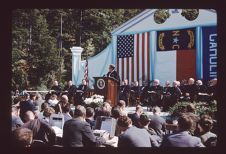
[161,113,205,147]
[51,80,62,97]
[62,105,108,147]
[181,78,198,103]
[74,79,89,106]
[149,79,163,107]
[117,116,159,147]
[119,79,131,106]
[22,111,56,146]
[149,106,166,138]
[63,80,77,104]
[130,81,141,106]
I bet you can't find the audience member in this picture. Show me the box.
[197,115,217,147]
[149,106,166,138]
[12,106,24,131]
[139,113,162,143]
[161,113,204,147]
[43,107,55,123]
[117,116,159,147]
[62,105,108,147]
[19,93,36,122]
[12,127,33,147]
[130,105,143,128]
[117,100,128,116]
[85,107,95,129]
[22,111,56,146]
[62,103,73,123]
[48,94,59,107]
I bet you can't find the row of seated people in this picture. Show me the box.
[13,76,217,113]
[119,78,217,111]
[12,95,217,147]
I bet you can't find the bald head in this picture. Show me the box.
[152,106,161,115]
[24,111,35,122]
[61,94,69,103]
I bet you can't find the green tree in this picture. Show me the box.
[12,9,143,90]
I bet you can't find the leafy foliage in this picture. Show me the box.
[12,9,143,90]
[169,101,217,118]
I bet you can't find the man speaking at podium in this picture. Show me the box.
[106,64,120,82]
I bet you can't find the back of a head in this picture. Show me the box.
[111,106,122,119]
[178,114,193,131]
[139,113,150,127]
[43,107,55,118]
[41,102,49,112]
[30,93,36,100]
[74,105,86,118]
[118,100,125,108]
[12,127,33,147]
[24,111,35,123]
[86,107,94,118]
[62,103,71,113]
[117,116,132,128]
[103,102,112,112]
[61,94,68,103]
[152,106,161,114]
[136,105,142,112]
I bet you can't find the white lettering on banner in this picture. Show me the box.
[209,33,217,78]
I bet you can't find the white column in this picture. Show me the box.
[71,47,83,85]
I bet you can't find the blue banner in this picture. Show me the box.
[157,28,196,51]
[202,26,217,81]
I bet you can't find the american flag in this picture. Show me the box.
[117,32,152,85]
[84,59,89,84]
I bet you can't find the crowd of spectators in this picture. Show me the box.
[11,78,217,147]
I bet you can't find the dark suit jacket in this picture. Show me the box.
[22,119,56,146]
[161,131,205,147]
[63,118,106,147]
[149,114,166,138]
[107,70,119,81]
[131,113,141,128]
[118,126,159,147]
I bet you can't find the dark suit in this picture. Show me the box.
[161,131,205,147]
[62,118,106,147]
[19,100,36,122]
[22,119,56,146]
[131,113,141,128]
[118,126,159,147]
[51,85,62,96]
[119,85,131,106]
[149,85,163,107]
[74,84,88,105]
[106,70,119,81]
[149,114,166,138]
[63,85,77,101]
